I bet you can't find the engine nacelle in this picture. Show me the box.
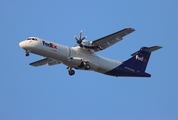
[81,40,92,46]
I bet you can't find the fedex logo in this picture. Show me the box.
[136,55,147,62]
[42,41,57,49]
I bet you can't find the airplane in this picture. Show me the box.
[19,28,162,77]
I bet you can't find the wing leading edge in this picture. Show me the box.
[90,28,135,52]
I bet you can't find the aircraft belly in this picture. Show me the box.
[63,48,100,70]
[94,56,120,73]
[104,67,151,77]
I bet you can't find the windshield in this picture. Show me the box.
[27,37,38,41]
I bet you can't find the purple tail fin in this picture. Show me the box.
[123,46,162,72]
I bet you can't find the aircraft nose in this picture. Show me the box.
[19,41,26,49]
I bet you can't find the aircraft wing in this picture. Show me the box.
[90,28,135,52]
[29,58,61,67]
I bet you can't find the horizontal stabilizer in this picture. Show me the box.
[131,46,162,56]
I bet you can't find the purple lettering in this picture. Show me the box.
[42,41,57,49]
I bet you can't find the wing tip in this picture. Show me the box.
[126,27,135,31]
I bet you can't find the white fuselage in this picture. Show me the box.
[19,38,122,75]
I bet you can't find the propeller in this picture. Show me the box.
[74,30,87,45]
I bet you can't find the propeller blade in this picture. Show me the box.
[74,30,86,45]
[81,36,87,40]
[79,30,82,40]
[74,35,78,41]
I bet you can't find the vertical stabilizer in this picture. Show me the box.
[123,46,162,72]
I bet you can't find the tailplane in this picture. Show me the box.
[123,46,162,73]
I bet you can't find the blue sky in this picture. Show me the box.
[0,0,178,120]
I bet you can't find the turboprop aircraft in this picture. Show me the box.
[19,28,162,77]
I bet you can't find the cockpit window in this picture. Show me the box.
[27,37,38,41]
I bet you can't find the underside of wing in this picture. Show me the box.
[90,28,135,52]
[29,58,61,67]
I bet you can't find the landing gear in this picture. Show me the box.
[78,61,90,70]
[68,67,75,76]
[78,61,91,70]
[25,50,30,56]
[84,64,90,70]
[67,62,90,76]
[69,70,75,76]
[26,53,29,56]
